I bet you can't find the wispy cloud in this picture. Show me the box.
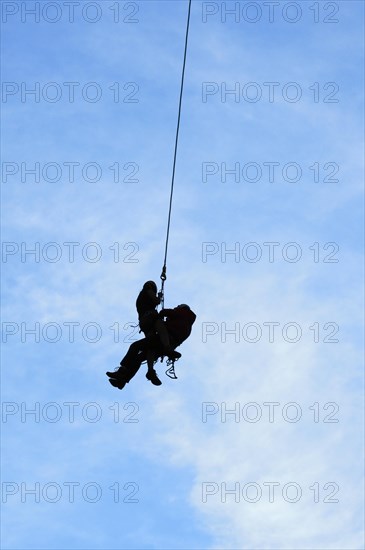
[2,1,364,549]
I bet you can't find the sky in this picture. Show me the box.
[1,1,364,549]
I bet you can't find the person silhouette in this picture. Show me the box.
[136,280,179,384]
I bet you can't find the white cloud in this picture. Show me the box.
[2,2,364,549]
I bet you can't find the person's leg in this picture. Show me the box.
[109,351,145,389]
[143,334,162,386]
[122,340,144,367]
[146,349,155,373]
[140,331,157,373]
[145,351,162,386]
[107,340,146,382]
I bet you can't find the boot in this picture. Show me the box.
[106,366,128,380]
[109,378,126,390]
[146,369,162,386]
[164,348,181,361]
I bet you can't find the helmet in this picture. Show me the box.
[177,304,190,309]
[143,280,157,292]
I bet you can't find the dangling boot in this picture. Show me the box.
[146,369,162,386]
[106,366,128,390]
[163,347,182,361]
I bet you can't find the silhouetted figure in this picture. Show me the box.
[136,280,179,382]
[160,304,196,348]
[136,281,162,336]
[106,304,196,390]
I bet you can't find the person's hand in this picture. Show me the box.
[157,292,163,300]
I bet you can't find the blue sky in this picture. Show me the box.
[1,1,364,549]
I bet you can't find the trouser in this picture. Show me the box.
[119,335,160,382]
[121,340,145,369]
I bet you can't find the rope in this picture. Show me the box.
[160,0,192,306]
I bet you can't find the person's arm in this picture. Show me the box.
[158,308,174,319]
[146,288,161,306]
